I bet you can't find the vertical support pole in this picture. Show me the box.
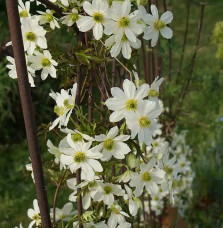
[5,0,51,227]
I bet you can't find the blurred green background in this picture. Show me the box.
[0,0,223,227]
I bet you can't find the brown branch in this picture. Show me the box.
[176,0,191,83]
[53,170,67,226]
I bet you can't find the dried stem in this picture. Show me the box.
[176,0,191,83]
[175,3,205,117]
[53,170,67,226]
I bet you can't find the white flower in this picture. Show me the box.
[150,194,164,216]
[104,0,142,43]
[50,202,76,222]
[105,34,141,59]
[105,79,150,122]
[93,183,125,205]
[107,204,129,228]
[15,223,23,228]
[76,0,110,40]
[49,83,77,130]
[61,8,79,26]
[26,163,34,182]
[60,137,103,181]
[27,199,41,228]
[18,0,30,20]
[126,101,161,146]
[123,184,140,216]
[130,157,165,197]
[6,56,35,87]
[47,139,67,169]
[22,18,47,54]
[29,50,58,80]
[94,126,130,161]
[82,221,109,228]
[148,77,164,102]
[117,169,133,183]
[143,4,173,47]
[176,154,191,174]
[61,128,95,143]
[38,9,60,30]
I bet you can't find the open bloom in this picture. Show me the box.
[61,8,79,26]
[107,204,129,228]
[104,0,142,43]
[29,50,58,80]
[105,79,150,122]
[49,83,77,130]
[27,199,41,228]
[77,0,110,40]
[94,126,130,161]
[148,77,164,102]
[143,4,173,47]
[21,18,47,54]
[18,0,30,20]
[105,34,141,59]
[38,9,60,30]
[60,136,103,181]
[126,101,161,145]
[93,183,125,205]
[130,157,165,197]
[50,202,76,222]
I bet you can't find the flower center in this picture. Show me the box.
[152,141,158,147]
[71,13,79,22]
[46,13,53,22]
[54,105,65,116]
[41,57,51,67]
[126,99,137,111]
[141,172,152,182]
[19,10,28,18]
[63,99,74,109]
[92,12,104,23]
[74,151,86,163]
[180,162,185,167]
[149,89,159,97]
[103,138,114,151]
[139,116,151,128]
[154,20,166,31]
[119,16,130,27]
[103,185,113,194]
[88,181,97,188]
[33,214,40,221]
[72,133,83,142]
[25,32,36,42]
[163,166,173,176]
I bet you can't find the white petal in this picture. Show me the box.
[160,27,173,39]
[160,11,173,24]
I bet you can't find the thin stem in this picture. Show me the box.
[175,3,205,117]
[176,0,191,83]
[163,0,172,81]
[53,170,67,226]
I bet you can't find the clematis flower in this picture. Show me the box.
[61,8,79,26]
[143,4,173,47]
[21,18,47,55]
[105,34,141,59]
[94,126,131,161]
[104,0,142,43]
[93,183,125,205]
[6,55,35,87]
[27,199,41,228]
[28,50,58,80]
[50,202,76,222]
[60,137,103,181]
[49,83,77,130]
[148,77,164,102]
[105,79,150,122]
[38,9,60,30]
[130,157,165,197]
[18,0,31,20]
[77,0,110,40]
[125,100,161,146]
